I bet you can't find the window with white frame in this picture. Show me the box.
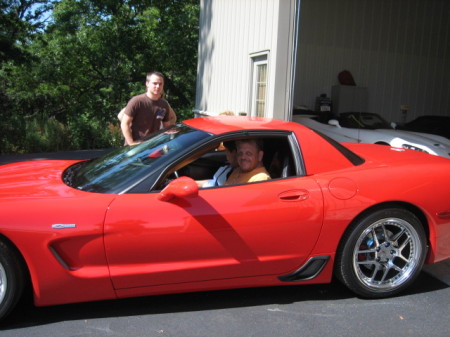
[250,52,269,117]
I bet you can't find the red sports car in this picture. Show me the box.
[1,116,450,321]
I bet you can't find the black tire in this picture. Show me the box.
[0,240,26,321]
[335,208,427,298]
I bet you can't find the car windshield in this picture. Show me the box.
[339,112,392,129]
[64,124,211,193]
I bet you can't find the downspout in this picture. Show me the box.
[287,0,302,121]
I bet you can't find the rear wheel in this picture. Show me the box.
[335,208,427,298]
[0,240,26,321]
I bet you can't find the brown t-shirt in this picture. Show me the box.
[124,94,171,143]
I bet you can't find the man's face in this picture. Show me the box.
[236,141,262,173]
[146,75,164,97]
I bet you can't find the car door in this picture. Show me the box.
[103,176,324,290]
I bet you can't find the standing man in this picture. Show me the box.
[225,139,271,185]
[120,72,176,145]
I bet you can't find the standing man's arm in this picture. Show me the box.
[120,113,138,145]
[117,108,125,121]
[162,107,177,128]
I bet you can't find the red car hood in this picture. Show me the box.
[0,160,80,198]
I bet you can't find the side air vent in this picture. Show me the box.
[278,256,330,282]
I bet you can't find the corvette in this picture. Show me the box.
[1,116,450,320]
[293,112,450,158]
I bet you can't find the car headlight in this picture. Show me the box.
[402,144,428,153]
[391,137,437,155]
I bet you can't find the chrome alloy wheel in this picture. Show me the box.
[353,217,422,290]
[0,263,6,305]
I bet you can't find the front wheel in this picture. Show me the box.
[0,240,26,321]
[335,208,427,298]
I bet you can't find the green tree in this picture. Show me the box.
[1,0,199,153]
[0,0,53,63]
[1,0,56,152]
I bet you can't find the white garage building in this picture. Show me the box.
[194,0,450,124]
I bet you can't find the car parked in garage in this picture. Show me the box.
[293,112,450,158]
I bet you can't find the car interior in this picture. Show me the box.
[173,136,296,187]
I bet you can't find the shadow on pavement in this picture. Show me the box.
[1,272,448,329]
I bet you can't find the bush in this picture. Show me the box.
[23,118,71,153]
[1,114,123,154]
[66,112,122,150]
[176,107,195,121]
[1,107,195,154]
[0,115,25,154]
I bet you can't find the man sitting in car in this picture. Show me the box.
[225,139,271,185]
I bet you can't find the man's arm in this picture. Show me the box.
[162,107,177,128]
[120,113,137,145]
[248,172,271,182]
[117,108,125,121]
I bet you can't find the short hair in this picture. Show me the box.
[146,72,165,82]
[236,138,264,152]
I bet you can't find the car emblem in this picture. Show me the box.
[52,224,76,229]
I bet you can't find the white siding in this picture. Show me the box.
[196,0,296,118]
[294,0,450,122]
